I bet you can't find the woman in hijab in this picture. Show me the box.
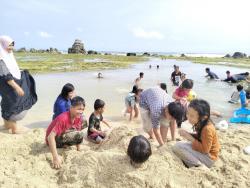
[0,36,37,133]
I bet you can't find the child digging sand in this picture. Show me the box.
[173,99,220,168]
[46,96,86,169]
[88,99,111,144]
[124,86,143,121]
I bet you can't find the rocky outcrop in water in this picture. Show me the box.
[87,50,98,55]
[17,47,27,52]
[126,53,136,56]
[68,39,86,54]
[232,52,247,58]
[143,52,150,56]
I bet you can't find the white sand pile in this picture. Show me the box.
[0,122,250,188]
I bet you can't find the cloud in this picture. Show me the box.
[76,27,83,32]
[132,27,164,40]
[38,31,53,38]
[24,31,30,36]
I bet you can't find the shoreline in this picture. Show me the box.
[15,52,149,74]
[15,52,250,74]
[162,55,250,69]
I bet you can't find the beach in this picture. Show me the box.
[0,120,250,188]
[0,58,249,188]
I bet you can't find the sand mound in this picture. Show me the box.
[0,123,250,188]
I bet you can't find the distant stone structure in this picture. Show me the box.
[87,50,98,55]
[143,52,150,56]
[17,47,27,52]
[180,53,186,57]
[68,39,86,54]
[224,54,231,58]
[232,52,247,58]
[126,53,136,56]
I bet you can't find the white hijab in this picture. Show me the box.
[0,35,21,79]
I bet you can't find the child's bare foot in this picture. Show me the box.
[9,126,30,134]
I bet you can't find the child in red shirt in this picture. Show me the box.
[46,96,86,169]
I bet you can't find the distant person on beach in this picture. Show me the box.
[149,65,152,69]
[127,135,152,167]
[46,96,86,169]
[52,83,75,120]
[157,65,159,69]
[139,84,184,146]
[205,68,219,80]
[97,72,103,78]
[222,71,249,83]
[171,65,182,86]
[87,99,111,144]
[124,86,143,121]
[173,99,220,168]
[0,36,37,134]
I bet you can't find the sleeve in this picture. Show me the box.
[0,60,14,81]
[171,72,174,81]
[57,100,69,114]
[174,88,180,96]
[88,115,96,131]
[51,120,65,136]
[192,127,214,154]
[100,114,103,121]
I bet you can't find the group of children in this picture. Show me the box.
[46,65,226,169]
[122,69,220,168]
[46,84,110,168]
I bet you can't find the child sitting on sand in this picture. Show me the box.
[173,99,220,168]
[124,86,143,121]
[46,96,86,169]
[127,135,152,167]
[88,99,111,144]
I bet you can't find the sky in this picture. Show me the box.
[2,0,250,53]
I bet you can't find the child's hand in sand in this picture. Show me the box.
[179,129,194,142]
[53,155,63,169]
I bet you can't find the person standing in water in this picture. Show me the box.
[135,72,144,88]
[0,36,37,133]
[171,65,182,86]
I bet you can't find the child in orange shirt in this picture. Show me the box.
[173,99,220,168]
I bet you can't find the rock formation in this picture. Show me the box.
[68,39,86,54]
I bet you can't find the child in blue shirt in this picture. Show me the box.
[237,84,249,108]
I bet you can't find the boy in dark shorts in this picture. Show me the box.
[46,96,86,169]
[88,99,110,144]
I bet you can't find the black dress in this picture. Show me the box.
[0,60,37,120]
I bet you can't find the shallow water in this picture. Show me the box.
[1,58,248,128]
